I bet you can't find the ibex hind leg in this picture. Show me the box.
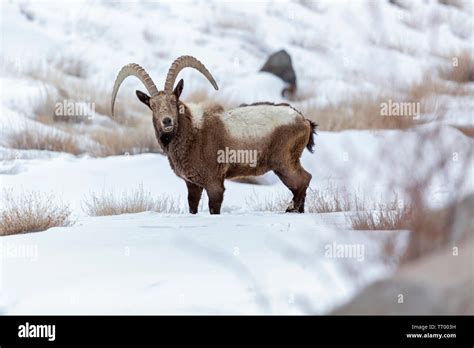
[274,164,312,213]
[205,182,225,215]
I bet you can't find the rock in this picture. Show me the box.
[331,237,474,314]
[260,50,297,99]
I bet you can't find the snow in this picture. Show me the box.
[0,212,407,314]
[0,0,473,314]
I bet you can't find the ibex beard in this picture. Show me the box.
[111,56,317,214]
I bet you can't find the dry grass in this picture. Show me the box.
[359,123,474,262]
[247,184,361,213]
[298,67,473,132]
[7,128,83,155]
[407,76,445,113]
[48,54,89,78]
[348,200,413,230]
[83,185,182,216]
[0,189,72,236]
[89,126,161,157]
[26,67,145,127]
[299,96,416,132]
[89,86,148,127]
[185,89,236,111]
[306,184,352,213]
[402,126,472,261]
[439,51,474,83]
[246,191,290,212]
[2,59,162,157]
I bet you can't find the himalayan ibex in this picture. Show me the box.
[111,56,316,214]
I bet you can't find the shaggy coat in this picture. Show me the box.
[142,90,316,214]
[112,56,316,214]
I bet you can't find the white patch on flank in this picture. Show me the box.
[221,105,300,139]
[186,103,205,129]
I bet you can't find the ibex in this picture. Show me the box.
[111,56,316,214]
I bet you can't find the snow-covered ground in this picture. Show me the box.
[0,212,408,314]
[0,0,473,314]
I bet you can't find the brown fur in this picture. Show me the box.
[137,87,315,214]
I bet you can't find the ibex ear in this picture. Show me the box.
[136,90,151,109]
[173,79,184,100]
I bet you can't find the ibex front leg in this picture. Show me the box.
[185,180,203,214]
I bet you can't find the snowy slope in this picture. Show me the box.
[0,212,406,314]
[1,0,473,108]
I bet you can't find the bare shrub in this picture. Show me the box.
[83,185,182,216]
[439,51,474,83]
[360,122,474,262]
[7,128,83,155]
[0,190,72,236]
[401,125,473,261]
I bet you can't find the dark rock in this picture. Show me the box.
[260,50,297,98]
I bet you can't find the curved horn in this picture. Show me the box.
[111,63,159,116]
[164,55,219,93]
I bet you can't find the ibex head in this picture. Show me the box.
[111,56,218,139]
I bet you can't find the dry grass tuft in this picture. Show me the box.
[299,96,417,132]
[306,185,353,213]
[89,126,161,157]
[83,185,182,216]
[0,190,72,236]
[48,54,89,78]
[348,200,413,230]
[7,128,83,155]
[247,184,359,213]
[246,191,291,212]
